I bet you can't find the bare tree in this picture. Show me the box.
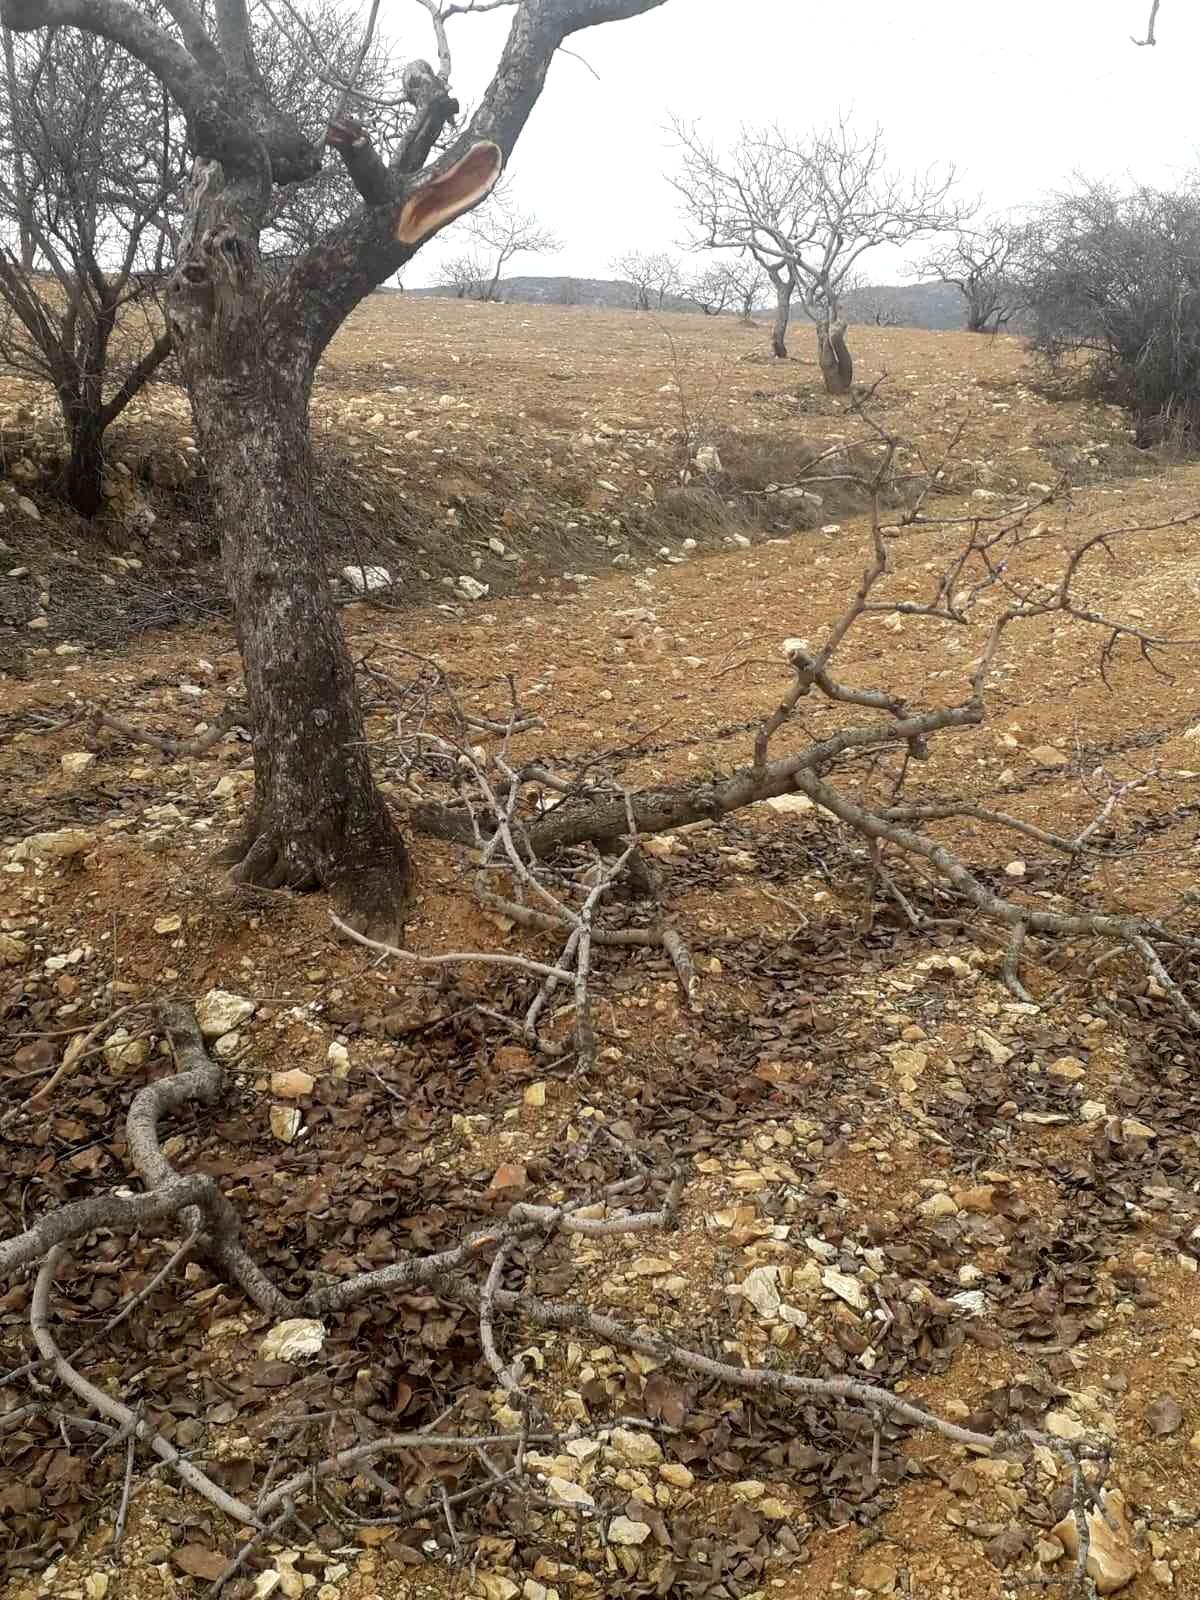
[683,255,764,318]
[916,218,1026,333]
[0,2,410,517]
[610,247,681,311]
[672,116,966,379]
[0,24,182,515]
[0,0,669,944]
[437,249,485,298]
[449,179,559,301]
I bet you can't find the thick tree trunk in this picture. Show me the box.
[192,355,414,941]
[168,159,414,943]
[62,411,104,517]
[817,318,854,396]
[771,279,790,358]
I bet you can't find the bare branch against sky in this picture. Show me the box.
[409,1,1196,285]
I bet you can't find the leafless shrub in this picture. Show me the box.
[1019,179,1200,447]
[915,217,1029,333]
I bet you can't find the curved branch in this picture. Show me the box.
[1,0,208,117]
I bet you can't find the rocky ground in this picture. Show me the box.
[1,303,1199,1600]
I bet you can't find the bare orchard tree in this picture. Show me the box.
[0,23,182,515]
[0,2,411,516]
[0,0,669,943]
[438,250,486,298]
[672,116,966,379]
[449,179,560,301]
[609,247,681,311]
[683,255,764,318]
[916,218,1027,334]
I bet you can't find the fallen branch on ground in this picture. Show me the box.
[1,999,1111,1573]
[88,698,249,757]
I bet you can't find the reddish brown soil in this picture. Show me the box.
[2,303,1199,1600]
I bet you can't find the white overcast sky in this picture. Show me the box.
[399,0,1200,287]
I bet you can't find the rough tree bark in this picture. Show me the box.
[817,317,853,395]
[769,267,790,358]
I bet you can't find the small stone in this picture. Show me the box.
[153,914,182,935]
[977,1028,1014,1065]
[608,1426,662,1466]
[758,1497,792,1519]
[341,564,392,593]
[270,1104,302,1143]
[822,1267,868,1311]
[1053,1490,1140,1594]
[143,803,185,825]
[102,1029,149,1073]
[196,988,255,1039]
[476,1576,519,1600]
[457,574,489,601]
[1152,1561,1174,1587]
[546,1476,594,1510]
[1037,1537,1066,1564]
[213,1031,241,1060]
[60,751,95,778]
[1004,859,1026,878]
[488,1163,527,1192]
[326,1040,350,1073]
[275,1568,304,1599]
[84,1577,109,1599]
[0,933,28,964]
[955,1186,995,1214]
[732,1479,765,1500]
[272,1069,315,1099]
[1122,1117,1156,1139]
[1029,744,1069,768]
[16,494,39,520]
[694,445,722,475]
[1049,1056,1087,1081]
[565,1437,601,1463]
[1044,1409,1086,1442]
[259,1318,326,1361]
[740,1265,781,1318]
[523,1080,546,1108]
[950,1289,988,1315]
[919,1192,960,1219]
[764,792,814,815]
[253,1573,282,1599]
[659,1463,694,1489]
[607,1515,650,1547]
[629,1256,673,1277]
[9,826,94,861]
[1081,1100,1107,1122]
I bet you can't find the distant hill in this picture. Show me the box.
[402,274,980,332]
[409,275,690,311]
[839,281,967,331]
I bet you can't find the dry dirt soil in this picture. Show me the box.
[2,302,1200,1600]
